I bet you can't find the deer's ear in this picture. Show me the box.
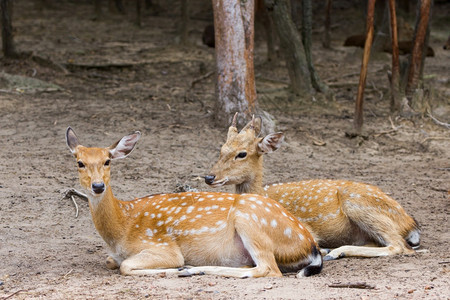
[66,127,80,154]
[257,132,284,155]
[108,131,141,159]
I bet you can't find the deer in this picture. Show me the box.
[65,127,322,278]
[204,114,420,261]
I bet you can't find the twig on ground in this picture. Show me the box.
[71,196,79,218]
[63,188,88,201]
[429,186,449,193]
[62,189,88,218]
[388,116,398,130]
[306,133,326,146]
[328,282,375,289]
[259,91,283,111]
[325,71,360,83]
[189,71,214,88]
[371,81,383,100]
[63,269,74,278]
[420,137,450,144]
[0,89,20,94]
[427,110,450,129]
[2,289,27,300]
[438,261,450,264]
[64,62,135,70]
[374,116,403,137]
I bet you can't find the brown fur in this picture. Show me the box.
[206,117,420,260]
[65,127,321,277]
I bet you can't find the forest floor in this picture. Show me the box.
[0,1,449,299]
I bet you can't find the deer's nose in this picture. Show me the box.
[92,182,105,194]
[205,175,216,185]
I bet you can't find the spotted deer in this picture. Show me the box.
[65,127,322,277]
[205,115,420,260]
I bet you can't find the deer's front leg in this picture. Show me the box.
[106,256,120,270]
[119,246,185,276]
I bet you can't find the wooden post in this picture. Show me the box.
[388,0,400,112]
[353,0,376,135]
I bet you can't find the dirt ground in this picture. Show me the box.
[1,1,449,299]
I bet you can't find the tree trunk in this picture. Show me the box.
[213,0,257,128]
[372,0,389,52]
[388,0,401,112]
[301,0,329,94]
[353,0,376,135]
[1,0,17,58]
[179,0,189,45]
[322,0,332,49]
[405,0,432,99]
[264,0,312,95]
[136,0,144,27]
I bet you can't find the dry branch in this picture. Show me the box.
[427,111,450,129]
[189,71,214,88]
[328,282,375,289]
[2,289,27,300]
[62,188,88,218]
[420,137,450,144]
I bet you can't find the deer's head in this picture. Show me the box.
[66,127,141,198]
[205,114,284,191]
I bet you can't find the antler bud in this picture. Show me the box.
[227,113,239,141]
[250,115,255,130]
[231,112,238,128]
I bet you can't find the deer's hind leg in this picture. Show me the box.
[324,206,415,260]
[181,222,283,278]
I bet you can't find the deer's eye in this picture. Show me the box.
[104,159,111,166]
[235,152,247,159]
[77,161,85,168]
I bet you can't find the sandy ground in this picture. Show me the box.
[1,1,449,299]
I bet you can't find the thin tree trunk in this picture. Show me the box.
[372,0,389,52]
[94,0,102,19]
[136,0,143,27]
[405,0,431,98]
[322,0,332,49]
[354,0,376,135]
[179,0,189,45]
[388,0,401,112]
[213,0,256,127]
[264,0,312,95]
[301,0,329,94]
[1,0,17,58]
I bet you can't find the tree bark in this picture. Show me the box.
[136,0,144,27]
[179,0,189,45]
[388,0,401,112]
[372,0,389,52]
[264,0,312,95]
[322,0,332,49]
[213,0,257,128]
[301,0,329,94]
[353,0,376,135]
[1,0,17,58]
[405,0,431,98]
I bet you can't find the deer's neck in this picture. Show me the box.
[87,187,126,247]
[235,158,264,195]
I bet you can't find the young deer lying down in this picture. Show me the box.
[65,127,322,277]
[205,115,420,260]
